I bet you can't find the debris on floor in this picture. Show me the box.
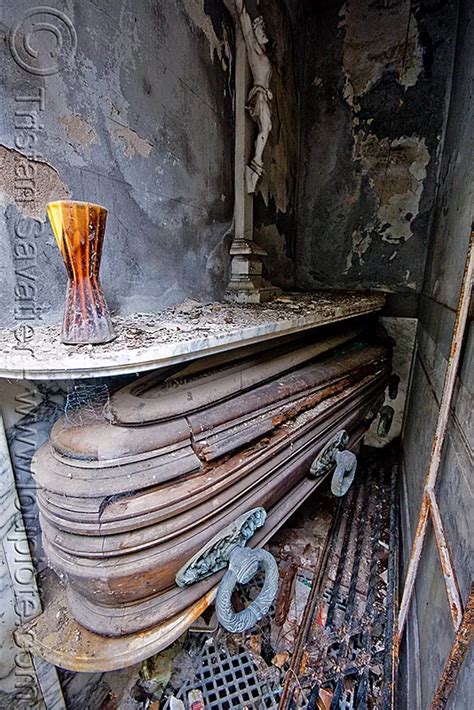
[280,445,399,709]
[112,445,398,709]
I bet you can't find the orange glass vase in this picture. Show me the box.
[47,200,116,345]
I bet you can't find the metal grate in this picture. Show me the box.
[303,445,399,709]
[163,641,281,709]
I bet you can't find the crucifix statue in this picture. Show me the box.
[235,0,273,193]
[224,0,280,304]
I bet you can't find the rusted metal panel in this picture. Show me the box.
[280,447,400,709]
[431,585,474,709]
[428,490,463,630]
[398,236,473,639]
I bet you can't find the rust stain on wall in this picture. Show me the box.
[0,145,70,221]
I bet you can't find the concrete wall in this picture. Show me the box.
[400,0,473,705]
[0,0,234,329]
[294,0,457,294]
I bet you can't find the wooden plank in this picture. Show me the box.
[110,328,362,424]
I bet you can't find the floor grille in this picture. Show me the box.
[293,445,399,709]
[163,640,281,709]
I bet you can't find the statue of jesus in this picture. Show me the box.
[235,0,273,193]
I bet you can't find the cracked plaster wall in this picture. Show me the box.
[295,0,458,294]
[0,0,234,329]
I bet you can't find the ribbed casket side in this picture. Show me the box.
[33,325,393,636]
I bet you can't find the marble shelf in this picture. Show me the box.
[0,291,385,380]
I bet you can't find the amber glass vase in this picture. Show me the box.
[47,200,116,345]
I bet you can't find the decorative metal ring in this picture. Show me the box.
[364,394,385,425]
[331,449,357,497]
[388,374,400,400]
[215,546,279,633]
[309,429,357,496]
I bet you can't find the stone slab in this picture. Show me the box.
[0,292,385,380]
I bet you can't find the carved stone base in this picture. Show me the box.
[224,239,281,304]
[225,280,282,304]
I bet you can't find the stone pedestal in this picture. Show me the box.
[225,239,281,304]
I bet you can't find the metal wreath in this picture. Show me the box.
[215,546,279,633]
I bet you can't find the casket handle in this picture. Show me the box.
[309,429,358,497]
[378,404,395,437]
[215,546,279,633]
[331,449,357,497]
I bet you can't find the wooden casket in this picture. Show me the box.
[33,321,394,636]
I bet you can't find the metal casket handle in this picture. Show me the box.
[331,449,357,497]
[215,546,279,633]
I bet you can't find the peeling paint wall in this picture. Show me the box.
[0,0,233,328]
[340,0,423,99]
[295,0,457,293]
[0,145,71,220]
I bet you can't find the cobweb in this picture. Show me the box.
[64,383,111,427]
